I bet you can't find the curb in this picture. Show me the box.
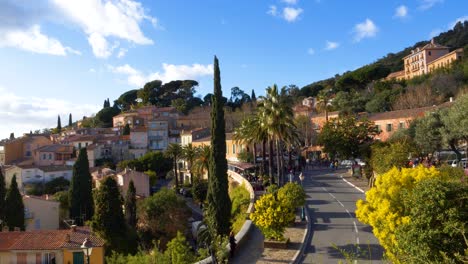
[291,205,312,264]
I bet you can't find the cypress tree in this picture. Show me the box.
[205,56,232,236]
[125,180,137,229]
[68,113,72,127]
[92,177,132,253]
[57,115,62,133]
[122,123,131,135]
[4,175,25,230]
[0,168,6,226]
[251,89,257,102]
[69,148,94,226]
[9,133,14,140]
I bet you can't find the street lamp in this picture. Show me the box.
[81,238,93,264]
[299,172,306,221]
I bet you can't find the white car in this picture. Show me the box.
[340,160,354,168]
[450,158,467,169]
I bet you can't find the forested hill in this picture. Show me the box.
[301,21,468,97]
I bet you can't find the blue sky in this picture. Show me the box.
[0,0,467,138]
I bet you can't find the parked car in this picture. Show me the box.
[340,160,354,168]
[450,158,467,169]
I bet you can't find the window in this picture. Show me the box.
[399,122,405,129]
[48,153,52,160]
[386,123,393,132]
[376,125,381,133]
[43,252,56,264]
[428,51,432,56]
[25,151,31,157]
[42,154,46,160]
[78,143,82,149]
[232,144,236,154]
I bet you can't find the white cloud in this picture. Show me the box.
[353,18,378,42]
[325,41,339,50]
[419,0,443,10]
[89,68,96,73]
[51,0,155,58]
[283,7,303,22]
[449,16,468,29]
[282,0,298,4]
[117,48,128,58]
[0,25,79,56]
[307,48,315,55]
[394,5,408,18]
[0,86,100,138]
[267,5,278,16]
[109,63,214,88]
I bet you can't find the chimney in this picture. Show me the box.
[431,38,435,44]
[449,97,453,102]
[65,234,70,243]
[71,225,77,232]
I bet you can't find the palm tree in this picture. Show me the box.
[233,116,258,165]
[316,89,333,122]
[258,84,296,185]
[164,143,182,188]
[181,143,197,185]
[192,145,211,179]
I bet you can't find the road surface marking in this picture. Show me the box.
[340,176,365,193]
[353,221,359,233]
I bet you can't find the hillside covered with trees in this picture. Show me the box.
[300,21,468,114]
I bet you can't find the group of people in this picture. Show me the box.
[408,156,441,168]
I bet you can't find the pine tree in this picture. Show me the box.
[4,175,25,230]
[69,148,94,226]
[0,168,6,226]
[57,115,62,133]
[68,113,72,127]
[125,180,137,229]
[205,56,232,236]
[122,123,131,135]
[92,177,132,253]
[251,89,257,102]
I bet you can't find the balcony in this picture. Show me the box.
[148,135,164,141]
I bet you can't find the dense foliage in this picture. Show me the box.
[138,188,190,249]
[125,180,137,230]
[4,176,25,231]
[44,177,70,194]
[0,168,6,226]
[229,184,250,233]
[118,151,172,178]
[92,177,136,254]
[69,148,94,225]
[317,115,378,159]
[205,56,232,236]
[356,166,467,263]
[395,178,468,263]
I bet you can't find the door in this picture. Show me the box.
[72,252,84,264]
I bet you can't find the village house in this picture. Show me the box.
[112,111,145,129]
[3,134,52,165]
[116,168,150,197]
[33,144,74,166]
[0,226,105,264]
[129,127,148,159]
[23,195,60,231]
[3,165,72,192]
[385,39,464,81]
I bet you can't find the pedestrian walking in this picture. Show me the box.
[229,231,237,258]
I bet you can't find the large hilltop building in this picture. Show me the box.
[386,39,463,81]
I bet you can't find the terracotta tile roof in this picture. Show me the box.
[0,227,104,251]
[38,165,73,172]
[66,135,96,142]
[36,144,74,153]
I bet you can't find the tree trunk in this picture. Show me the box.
[262,139,267,176]
[269,140,274,185]
[276,139,282,186]
[449,140,462,161]
[174,158,179,188]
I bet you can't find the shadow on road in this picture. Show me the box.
[325,243,385,261]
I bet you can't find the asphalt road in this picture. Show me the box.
[301,168,385,264]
